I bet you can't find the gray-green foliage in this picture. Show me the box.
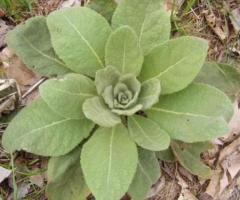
[2,0,235,200]
[195,62,240,100]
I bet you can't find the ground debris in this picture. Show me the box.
[0,20,12,49]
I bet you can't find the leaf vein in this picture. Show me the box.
[63,15,104,68]
[22,36,67,68]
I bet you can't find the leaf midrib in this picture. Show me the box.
[106,128,115,192]
[49,88,94,97]
[16,118,71,140]
[22,35,67,68]
[131,117,160,145]
[138,0,152,47]
[63,15,104,68]
[150,107,210,118]
[138,161,152,184]
[152,56,188,80]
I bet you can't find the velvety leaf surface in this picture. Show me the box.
[6,16,71,76]
[147,83,232,143]
[40,74,96,119]
[138,79,161,110]
[112,0,170,55]
[81,124,138,200]
[105,26,143,76]
[155,83,233,121]
[95,66,120,95]
[171,141,213,178]
[195,62,240,100]
[47,7,111,77]
[2,98,94,156]
[128,148,160,200]
[156,148,176,162]
[128,115,170,151]
[87,0,117,22]
[47,147,89,200]
[83,96,121,127]
[112,104,143,116]
[140,36,208,94]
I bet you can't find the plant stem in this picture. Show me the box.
[10,153,18,200]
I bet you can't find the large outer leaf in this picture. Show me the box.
[87,0,117,22]
[47,7,111,77]
[112,0,170,55]
[81,124,138,200]
[128,115,170,151]
[105,26,143,76]
[171,141,213,178]
[47,147,89,200]
[2,99,94,156]
[140,36,208,94]
[195,62,240,100]
[83,96,121,127]
[40,74,96,119]
[138,78,161,110]
[128,148,160,200]
[147,83,233,143]
[6,16,70,76]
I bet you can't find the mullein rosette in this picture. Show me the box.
[2,0,233,200]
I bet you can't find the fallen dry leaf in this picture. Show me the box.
[0,79,20,116]
[229,8,240,33]
[0,48,39,87]
[30,174,45,188]
[177,170,198,200]
[203,10,228,41]
[205,170,221,198]
[60,0,81,8]
[0,166,11,183]
[17,183,31,199]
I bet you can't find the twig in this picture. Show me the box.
[22,77,46,99]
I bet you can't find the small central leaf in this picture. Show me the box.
[94,66,142,115]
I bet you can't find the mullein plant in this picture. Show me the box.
[2,0,233,200]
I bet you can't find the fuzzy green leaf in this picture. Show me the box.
[40,74,96,119]
[83,96,121,127]
[47,7,111,77]
[128,148,160,200]
[118,74,141,100]
[195,62,240,100]
[156,148,176,162]
[147,83,233,143]
[111,74,141,110]
[47,147,89,200]
[2,98,94,156]
[87,0,117,22]
[95,66,120,95]
[6,16,71,76]
[140,36,208,94]
[171,141,213,178]
[112,0,170,55]
[128,115,170,151]
[112,104,143,116]
[138,79,161,110]
[105,26,143,76]
[81,124,138,200]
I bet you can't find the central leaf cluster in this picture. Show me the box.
[97,67,142,115]
[81,66,161,127]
